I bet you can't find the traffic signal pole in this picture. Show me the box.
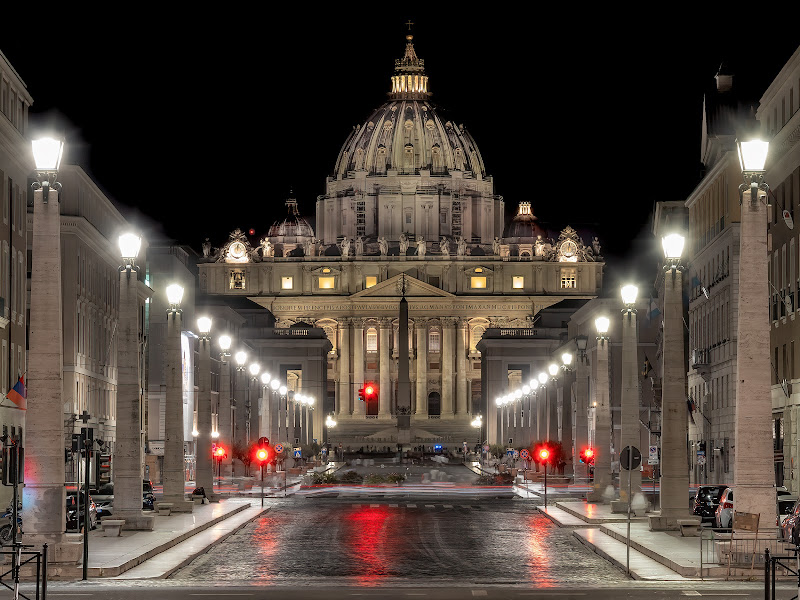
[83,428,90,581]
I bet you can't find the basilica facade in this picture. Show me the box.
[198,34,603,448]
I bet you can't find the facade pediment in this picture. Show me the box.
[350,274,454,299]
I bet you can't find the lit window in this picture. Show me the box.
[230,270,245,290]
[365,276,377,288]
[429,330,441,352]
[475,267,483,273]
[366,328,378,352]
[282,276,293,290]
[560,268,577,289]
[318,276,335,289]
[322,268,331,274]
[471,277,487,289]
[513,276,524,289]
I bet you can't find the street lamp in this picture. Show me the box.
[235,351,247,369]
[730,134,775,533]
[619,284,642,507]
[166,283,184,313]
[561,352,573,371]
[196,316,215,499]
[245,363,260,445]
[588,314,612,503]
[31,137,64,204]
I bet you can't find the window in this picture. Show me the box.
[405,211,412,225]
[318,276,335,289]
[470,325,486,352]
[428,276,439,288]
[229,269,245,290]
[366,328,378,352]
[512,276,524,289]
[365,276,377,288]
[470,277,487,289]
[440,209,447,224]
[429,330,441,352]
[560,268,577,289]
[282,276,293,290]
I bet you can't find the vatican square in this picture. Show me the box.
[1,9,800,600]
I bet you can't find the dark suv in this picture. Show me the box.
[691,485,728,524]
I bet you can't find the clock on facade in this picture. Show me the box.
[228,241,247,260]
[559,240,578,261]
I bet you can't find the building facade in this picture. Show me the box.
[198,35,604,449]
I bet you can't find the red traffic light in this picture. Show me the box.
[365,384,374,396]
[580,447,595,464]
[214,446,226,458]
[538,448,550,462]
[256,448,268,462]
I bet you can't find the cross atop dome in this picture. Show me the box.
[390,28,430,100]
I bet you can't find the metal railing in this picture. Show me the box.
[764,546,800,599]
[0,543,47,600]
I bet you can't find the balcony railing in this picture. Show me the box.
[691,348,709,368]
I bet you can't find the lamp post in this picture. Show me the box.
[260,372,272,447]
[559,352,574,476]
[247,363,260,446]
[270,378,282,443]
[732,137,776,534]
[25,137,80,555]
[326,413,338,461]
[537,372,548,443]
[471,414,483,464]
[162,284,193,512]
[217,335,233,478]
[233,350,247,464]
[619,284,643,506]
[588,316,612,503]
[547,363,560,444]
[649,233,690,529]
[112,233,155,529]
[196,317,215,500]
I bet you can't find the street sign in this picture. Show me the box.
[274,443,284,453]
[648,445,658,465]
[293,447,302,459]
[513,450,520,459]
[483,444,490,453]
[520,449,530,459]
[506,448,514,457]
[620,446,642,470]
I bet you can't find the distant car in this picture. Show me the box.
[715,488,734,529]
[66,491,97,531]
[691,485,728,524]
[778,496,797,528]
[92,481,156,517]
[782,499,800,544]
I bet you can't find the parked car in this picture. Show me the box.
[778,496,797,528]
[92,481,156,517]
[714,488,734,529]
[66,491,97,531]
[691,485,728,524]
[782,498,800,544]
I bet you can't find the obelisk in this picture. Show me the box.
[397,276,411,443]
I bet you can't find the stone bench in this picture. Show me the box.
[677,518,702,537]
[101,519,125,537]
[157,503,174,516]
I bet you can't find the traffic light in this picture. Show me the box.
[255,445,272,464]
[214,445,227,460]
[538,447,551,463]
[580,447,595,464]
[363,382,378,403]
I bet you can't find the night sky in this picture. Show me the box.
[2,11,799,293]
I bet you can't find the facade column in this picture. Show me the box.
[560,375,573,475]
[337,318,350,416]
[548,382,559,442]
[218,357,233,476]
[573,353,590,482]
[352,318,365,416]
[112,267,155,528]
[536,386,545,441]
[161,309,193,511]
[620,308,642,503]
[379,319,391,418]
[589,337,612,502]
[651,267,690,528]
[441,318,454,417]
[415,320,428,416]
[196,335,215,500]
[456,319,468,415]
[733,185,776,533]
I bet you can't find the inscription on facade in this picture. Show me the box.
[273,303,532,312]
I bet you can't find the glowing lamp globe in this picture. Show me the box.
[118,233,142,260]
[737,138,769,173]
[538,372,548,385]
[166,284,184,307]
[32,137,64,172]
[562,352,573,366]
[279,385,287,395]
[261,372,271,385]
[548,363,558,377]
[270,379,280,391]
[522,385,530,394]
[595,316,610,334]
[661,233,685,261]
[249,363,260,376]
[235,351,247,366]
[621,284,638,307]
[197,316,212,335]
[219,335,232,351]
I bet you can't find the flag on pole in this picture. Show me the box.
[6,375,26,410]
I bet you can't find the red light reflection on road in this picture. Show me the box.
[250,516,279,582]
[526,514,554,587]
[347,505,393,586]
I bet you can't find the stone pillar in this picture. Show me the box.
[379,320,391,417]
[25,186,81,554]
[733,186,777,533]
[560,376,573,475]
[573,355,590,482]
[196,335,215,499]
[536,386,545,441]
[548,383,559,442]
[456,320,468,415]
[161,309,193,512]
[338,318,350,416]
[218,357,233,476]
[112,268,154,528]
[620,308,642,503]
[441,319,454,417]
[650,267,689,529]
[352,318,365,416]
[589,337,612,502]
[415,320,428,416]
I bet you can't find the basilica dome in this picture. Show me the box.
[504,202,548,241]
[268,197,314,240]
[333,35,486,178]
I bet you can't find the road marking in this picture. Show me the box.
[443,504,453,508]
[407,504,416,508]
[681,593,701,597]
[370,504,380,507]
[389,503,398,507]
[471,591,487,597]
[425,504,435,508]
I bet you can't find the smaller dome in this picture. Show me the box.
[504,202,547,239]
[268,197,314,240]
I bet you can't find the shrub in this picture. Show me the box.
[338,470,363,484]
[364,473,387,485]
[311,472,337,485]
[387,472,405,484]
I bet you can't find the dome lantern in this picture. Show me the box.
[390,34,430,100]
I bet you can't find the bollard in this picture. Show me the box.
[764,547,769,600]
[42,543,48,600]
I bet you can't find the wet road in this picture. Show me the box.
[171,497,626,587]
